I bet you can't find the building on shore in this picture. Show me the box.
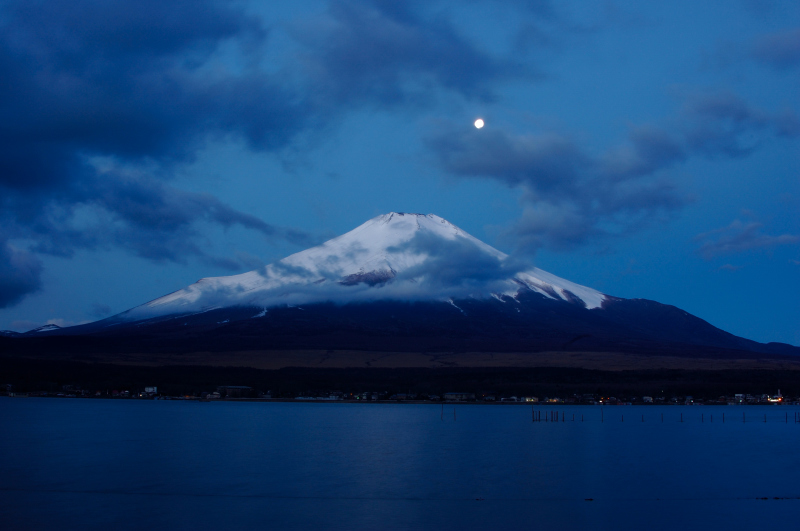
[444,392,475,401]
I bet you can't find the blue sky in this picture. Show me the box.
[1,0,798,345]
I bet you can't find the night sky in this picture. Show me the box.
[1,0,798,345]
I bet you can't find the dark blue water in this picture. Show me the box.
[2,398,799,530]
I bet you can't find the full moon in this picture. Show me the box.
[474,118,485,129]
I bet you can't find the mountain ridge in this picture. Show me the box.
[111,212,606,323]
[5,212,797,361]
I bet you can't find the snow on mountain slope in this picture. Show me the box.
[28,324,62,333]
[121,213,605,321]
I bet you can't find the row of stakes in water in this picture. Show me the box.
[530,409,800,423]
[439,405,800,423]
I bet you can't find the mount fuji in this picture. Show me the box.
[120,212,606,320]
[6,212,798,359]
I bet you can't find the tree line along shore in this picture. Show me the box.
[2,357,799,403]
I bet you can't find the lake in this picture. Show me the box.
[1,398,798,530]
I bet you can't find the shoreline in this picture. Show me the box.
[3,395,795,406]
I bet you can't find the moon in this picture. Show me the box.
[474,118,484,129]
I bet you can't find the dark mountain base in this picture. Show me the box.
[3,293,798,358]
[2,357,799,400]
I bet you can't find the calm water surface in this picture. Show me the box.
[2,398,799,530]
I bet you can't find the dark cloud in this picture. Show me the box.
[681,91,798,157]
[0,239,43,308]
[426,123,686,253]
[752,27,800,69]
[427,90,797,254]
[695,219,800,260]
[429,129,584,196]
[292,0,522,106]
[0,0,320,307]
[15,170,315,270]
[389,231,529,290]
[600,126,685,178]
[0,0,308,190]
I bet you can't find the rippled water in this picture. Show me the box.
[2,398,799,530]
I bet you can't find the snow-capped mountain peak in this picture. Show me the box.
[121,212,606,321]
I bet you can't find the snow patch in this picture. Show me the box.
[448,299,465,314]
[31,324,61,333]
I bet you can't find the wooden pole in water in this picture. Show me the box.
[454,407,456,421]
[441,403,444,421]
[601,408,604,423]
[702,413,704,423]
[743,412,745,423]
[723,412,725,423]
[661,413,663,423]
[764,414,767,423]
[642,414,644,422]
[681,413,683,423]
